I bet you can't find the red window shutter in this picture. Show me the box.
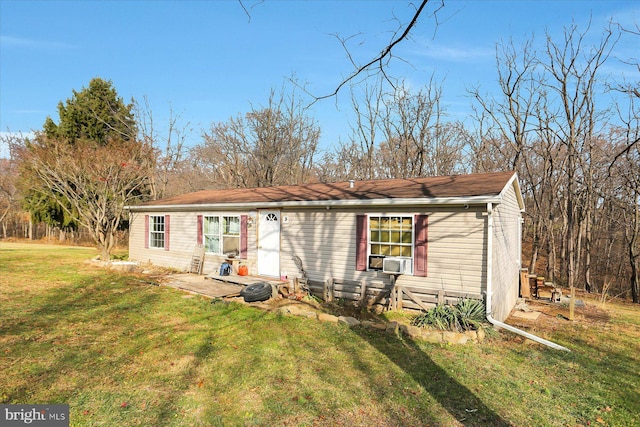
[164,215,170,251]
[414,214,428,277]
[144,215,149,249]
[355,214,368,271]
[197,215,203,246]
[240,215,248,259]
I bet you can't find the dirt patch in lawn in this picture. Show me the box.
[507,291,612,334]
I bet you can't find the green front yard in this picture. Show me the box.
[1,242,638,426]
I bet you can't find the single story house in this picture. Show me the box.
[126,171,524,322]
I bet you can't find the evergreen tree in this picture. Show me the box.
[17,78,153,259]
[44,77,137,144]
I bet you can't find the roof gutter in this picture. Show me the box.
[485,202,570,352]
[126,195,503,212]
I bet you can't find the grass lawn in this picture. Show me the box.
[1,242,639,426]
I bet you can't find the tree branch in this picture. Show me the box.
[311,0,442,104]
[238,0,264,23]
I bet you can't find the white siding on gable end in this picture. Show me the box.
[129,212,146,261]
[491,182,523,322]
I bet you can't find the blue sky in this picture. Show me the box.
[1,0,638,156]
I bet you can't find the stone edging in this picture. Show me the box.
[276,304,485,344]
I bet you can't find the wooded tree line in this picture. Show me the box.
[0,23,638,302]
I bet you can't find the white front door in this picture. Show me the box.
[257,210,281,277]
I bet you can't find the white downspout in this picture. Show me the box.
[485,202,570,352]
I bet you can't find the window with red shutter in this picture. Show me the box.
[356,214,427,276]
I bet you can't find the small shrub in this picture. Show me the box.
[411,298,487,332]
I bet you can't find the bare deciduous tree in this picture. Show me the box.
[0,134,21,238]
[195,85,320,188]
[542,23,616,290]
[471,23,620,294]
[334,77,466,181]
[15,136,155,260]
[377,79,465,178]
[135,97,192,199]
[608,92,640,302]
[346,81,385,180]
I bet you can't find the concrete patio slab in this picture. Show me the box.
[161,273,286,299]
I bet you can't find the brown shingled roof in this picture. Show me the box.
[135,171,517,208]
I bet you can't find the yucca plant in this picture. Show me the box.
[454,298,486,331]
[412,298,487,331]
[412,304,457,330]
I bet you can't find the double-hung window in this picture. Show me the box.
[356,214,428,276]
[369,216,413,258]
[149,215,166,249]
[203,215,240,256]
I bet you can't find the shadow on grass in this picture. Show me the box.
[0,271,230,425]
[2,265,513,426]
[350,326,513,427]
[0,274,161,400]
[544,334,640,422]
[195,298,513,425]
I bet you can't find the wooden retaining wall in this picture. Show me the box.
[307,279,392,307]
[307,278,484,311]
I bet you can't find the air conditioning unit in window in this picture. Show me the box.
[382,257,410,274]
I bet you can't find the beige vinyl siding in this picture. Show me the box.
[129,211,198,271]
[396,207,486,296]
[240,214,258,276]
[128,210,258,276]
[279,209,356,282]
[128,211,147,263]
[491,182,523,321]
[279,207,487,297]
